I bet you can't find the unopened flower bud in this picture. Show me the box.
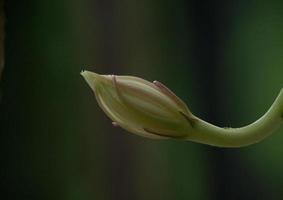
[81,70,196,139]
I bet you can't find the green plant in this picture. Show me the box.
[81,70,283,148]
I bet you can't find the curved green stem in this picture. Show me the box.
[188,89,283,147]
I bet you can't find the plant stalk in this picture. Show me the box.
[188,89,283,147]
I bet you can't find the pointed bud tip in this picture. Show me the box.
[80,70,98,78]
[81,70,113,91]
[80,70,101,91]
[80,70,87,76]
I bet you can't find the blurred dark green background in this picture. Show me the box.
[1,0,283,199]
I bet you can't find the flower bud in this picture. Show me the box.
[81,70,196,139]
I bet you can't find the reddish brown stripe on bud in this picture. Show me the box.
[143,127,167,137]
[179,111,198,128]
[143,128,187,139]
[153,80,191,114]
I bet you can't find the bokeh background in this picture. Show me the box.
[1,0,283,199]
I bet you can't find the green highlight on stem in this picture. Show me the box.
[81,70,283,148]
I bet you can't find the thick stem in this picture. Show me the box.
[188,89,283,147]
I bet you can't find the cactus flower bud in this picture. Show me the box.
[81,70,283,147]
[81,70,197,139]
